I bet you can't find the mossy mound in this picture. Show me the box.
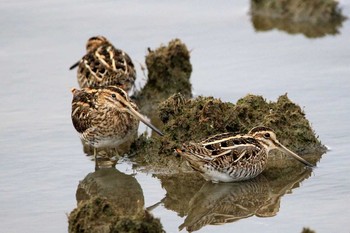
[250,0,346,38]
[132,39,192,117]
[145,38,192,94]
[131,93,326,169]
[68,197,163,233]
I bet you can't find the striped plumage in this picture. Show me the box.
[70,36,136,92]
[177,126,314,183]
[71,86,163,166]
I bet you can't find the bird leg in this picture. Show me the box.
[94,148,99,170]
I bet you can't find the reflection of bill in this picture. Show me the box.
[68,168,163,232]
[250,0,346,38]
[179,169,311,232]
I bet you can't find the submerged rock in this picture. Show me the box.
[250,0,347,38]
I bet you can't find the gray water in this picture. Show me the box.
[1,0,350,232]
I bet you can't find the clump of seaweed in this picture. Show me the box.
[131,93,326,169]
[250,0,347,38]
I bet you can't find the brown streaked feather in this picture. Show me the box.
[71,88,98,134]
[182,137,263,166]
[178,127,313,182]
[74,37,136,92]
[199,132,240,145]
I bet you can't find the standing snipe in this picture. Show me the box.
[176,126,314,183]
[71,86,163,167]
[69,36,136,92]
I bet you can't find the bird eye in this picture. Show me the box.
[111,94,116,98]
[264,133,270,138]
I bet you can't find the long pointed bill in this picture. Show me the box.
[69,61,80,70]
[127,106,164,136]
[277,142,315,168]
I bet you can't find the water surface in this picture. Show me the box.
[1,0,350,232]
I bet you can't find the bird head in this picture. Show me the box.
[86,35,109,53]
[249,126,314,167]
[98,86,164,136]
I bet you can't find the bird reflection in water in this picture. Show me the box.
[179,169,311,232]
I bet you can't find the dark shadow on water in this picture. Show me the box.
[250,0,347,38]
[155,158,314,232]
[68,168,163,233]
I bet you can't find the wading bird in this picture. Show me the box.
[71,86,163,168]
[176,126,314,183]
[70,36,136,92]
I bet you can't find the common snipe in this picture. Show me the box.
[71,86,163,167]
[176,126,314,183]
[70,36,136,92]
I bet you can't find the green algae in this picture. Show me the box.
[250,0,347,38]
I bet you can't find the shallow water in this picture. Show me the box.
[1,0,350,232]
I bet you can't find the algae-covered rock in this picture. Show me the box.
[132,39,192,121]
[145,38,192,94]
[131,93,326,169]
[250,0,347,38]
[161,93,325,154]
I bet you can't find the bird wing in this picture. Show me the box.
[198,134,263,164]
[77,44,136,88]
[95,44,135,75]
[71,89,98,134]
